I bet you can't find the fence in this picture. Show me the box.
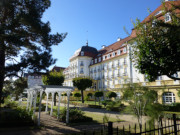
[75,114,180,135]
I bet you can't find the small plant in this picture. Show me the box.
[73,92,81,101]
[106,91,117,99]
[94,91,103,105]
[58,108,93,123]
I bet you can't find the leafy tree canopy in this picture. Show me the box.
[106,91,117,99]
[72,77,92,103]
[132,2,180,81]
[0,0,66,105]
[42,71,64,85]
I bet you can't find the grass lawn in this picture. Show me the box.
[84,112,122,124]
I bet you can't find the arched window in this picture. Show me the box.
[163,92,175,104]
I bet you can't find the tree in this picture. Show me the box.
[131,2,180,82]
[122,83,163,131]
[42,71,64,106]
[72,77,92,103]
[106,91,117,99]
[73,92,81,101]
[94,91,103,105]
[0,0,67,106]
[14,78,27,100]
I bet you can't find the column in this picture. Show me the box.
[45,92,49,112]
[29,91,33,111]
[50,92,55,116]
[33,90,37,116]
[57,92,61,119]
[66,91,71,123]
[38,90,43,126]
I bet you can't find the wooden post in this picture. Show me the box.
[108,122,113,135]
[173,114,177,135]
[45,92,49,112]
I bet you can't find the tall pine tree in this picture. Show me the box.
[0,0,67,106]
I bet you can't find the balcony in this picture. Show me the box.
[123,72,128,77]
[80,63,84,66]
[117,73,121,77]
[124,62,127,66]
[98,69,101,72]
[94,70,97,73]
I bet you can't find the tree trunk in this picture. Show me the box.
[0,43,5,108]
[81,90,84,103]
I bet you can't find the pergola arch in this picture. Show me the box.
[26,85,74,126]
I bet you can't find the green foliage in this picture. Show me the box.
[0,107,34,127]
[94,91,103,105]
[106,91,117,99]
[132,2,180,81]
[73,92,81,101]
[0,0,67,105]
[58,108,93,123]
[72,77,92,91]
[87,92,93,97]
[122,83,162,127]
[42,71,64,85]
[73,92,81,97]
[72,77,92,103]
[94,91,103,97]
[14,78,28,100]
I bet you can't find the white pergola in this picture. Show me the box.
[26,85,74,126]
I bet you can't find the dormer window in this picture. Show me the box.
[152,20,157,27]
[95,59,97,63]
[91,60,93,64]
[112,52,115,57]
[103,56,105,60]
[98,57,101,62]
[81,51,84,56]
[123,48,127,53]
[117,50,121,55]
[165,13,171,22]
[107,54,110,59]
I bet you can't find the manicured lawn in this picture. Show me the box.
[84,112,122,124]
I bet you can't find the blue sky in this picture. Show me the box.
[42,0,162,69]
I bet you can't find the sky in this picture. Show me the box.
[42,0,162,69]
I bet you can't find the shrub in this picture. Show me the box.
[106,92,117,99]
[58,108,93,123]
[87,93,93,97]
[94,91,103,105]
[0,107,34,127]
[73,92,81,101]
[88,105,102,109]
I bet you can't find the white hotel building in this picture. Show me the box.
[63,0,180,104]
[63,36,144,91]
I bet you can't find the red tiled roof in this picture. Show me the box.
[51,66,66,72]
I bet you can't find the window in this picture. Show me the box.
[91,60,93,65]
[112,52,115,57]
[80,68,84,74]
[123,47,127,53]
[117,50,121,55]
[80,61,84,66]
[103,56,106,60]
[152,20,156,27]
[165,13,171,22]
[95,59,97,63]
[124,58,127,65]
[163,92,175,104]
[107,54,110,59]
[99,57,101,62]
[81,51,84,56]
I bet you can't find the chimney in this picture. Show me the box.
[117,37,121,41]
[102,45,106,49]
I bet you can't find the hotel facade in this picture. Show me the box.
[63,0,180,104]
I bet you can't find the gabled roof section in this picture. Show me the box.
[142,1,180,23]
